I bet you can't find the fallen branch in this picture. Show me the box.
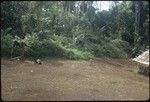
[9,56,22,61]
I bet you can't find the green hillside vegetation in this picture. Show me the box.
[1,1,149,59]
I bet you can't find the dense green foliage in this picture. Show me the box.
[1,1,149,59]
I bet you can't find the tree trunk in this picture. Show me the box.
[134,1,143,47]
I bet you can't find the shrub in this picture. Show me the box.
[25,37,57,58]
[1,34,13,57]
[111,39,131,53]
[103,43,128,58]
[94,42,128,58]
[24,33,42,58]
[1,33,127,59]
[24,35,93,60]
[63,48,93,60]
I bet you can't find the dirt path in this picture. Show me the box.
[1,58,149,101]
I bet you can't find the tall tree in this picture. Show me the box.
[134,1,143,49]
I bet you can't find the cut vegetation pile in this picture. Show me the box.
[132,50,149,76]
[133,50,149,65]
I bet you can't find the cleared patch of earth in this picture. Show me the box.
[1,58,149,101]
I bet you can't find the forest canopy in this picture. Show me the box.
[1,1,149,59]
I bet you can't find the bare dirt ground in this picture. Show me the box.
[1,58,149,101]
